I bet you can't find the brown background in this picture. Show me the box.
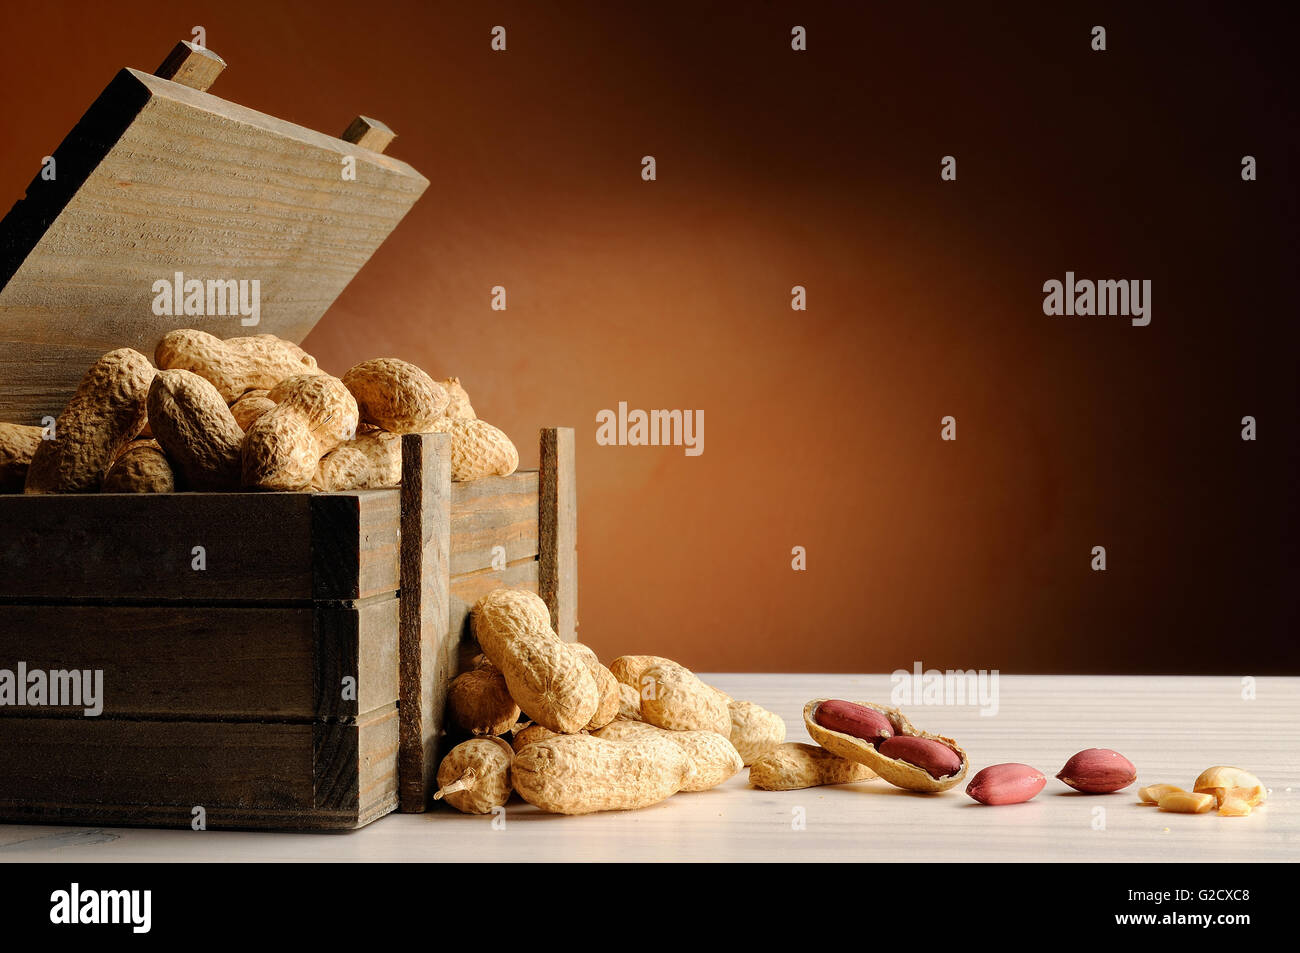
[1,2,1295,673]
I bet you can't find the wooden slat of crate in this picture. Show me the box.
[313,489,402,600]
[315,704,400,818]
[315,594,399,720]
[0,66,429,423]
[0,704,397,831]
[0,493,309,600]
[441,428,578,674]
[540,428,577,641]
[397,433,451,811]
[447,560,541,672]
[448,471,540,575]
[0,595,397,720]
[0,490,399,601]
[0,800,394,832]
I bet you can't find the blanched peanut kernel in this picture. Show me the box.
[1138,783,1185,804]
[1157,791,1215,814]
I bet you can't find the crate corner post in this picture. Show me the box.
[539,427,577,642]
[397,431,452,812]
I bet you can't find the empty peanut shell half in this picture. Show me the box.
[802,698,969,793]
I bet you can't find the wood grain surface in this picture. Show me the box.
[0,64,428,422]
[539,428,577,642]
[0,490,399,602]
[448,470,540,576]
[0,703,398,831]
[340,115,396,154]
[397,433,451,812]
[0,597,397,719]
[312,489,401,601]
[1,675,1292,861]
[153,41,226,92]
[447,560,540,673]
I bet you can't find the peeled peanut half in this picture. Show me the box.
[803,698,969,793]
[1193,766,1267,815]
[1138,783,1186,804]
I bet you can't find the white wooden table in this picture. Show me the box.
[1,675,1295,862]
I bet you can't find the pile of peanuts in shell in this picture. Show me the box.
[438,587,788,815]
[0,330,518,494]
[445,633,1270,817]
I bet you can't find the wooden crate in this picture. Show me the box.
[0,43,579,829]
[0,428,576,829]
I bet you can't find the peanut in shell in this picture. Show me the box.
[242,374,359,491]
[0,423,43,492]
[102,440,176,493]
[615,682,644,722]
[472,588,597,733]
[229,390,275,432]
[342,358,448,434]
[433,737,514,814]
[24,348,153,493]
[640,662,732,737]
[727,700,786,765]
[441,377,476,420]
[803,698,969,792]
[156,329,320,403]
[511,723,571,753]
[311,446,371,492]
[512,732,692,815]
[346,428,403,487]
[570,643,620,730]
[593,721,743,792]
[749,742,877,791]
[429,417,518,481]
[609,654,669,690]
[448,668,521,736]
[147,369,244,491]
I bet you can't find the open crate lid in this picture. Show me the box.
[0,41,429,423]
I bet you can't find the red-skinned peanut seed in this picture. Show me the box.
[877,735,962,779]
[815,700,894,746]
[966,763,1047,805]
[1056,748,1137,794]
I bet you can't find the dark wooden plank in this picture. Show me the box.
[0,63,428,423]
[356,488,402,598]
[0,489,396,602]
[539,428,578,641]
[448,560,541,673]
[0,604,308,718]
[0,719,314,811]
[314,595,399,720]
[448,470,540,575]
[398,433,451,812]
[0,707,397,831]
[0,598,396,721]
[314,703,399,814]
[0,493,312,601]
[311,493,361,600]
[0,800,392,832]
[311,488,400,601]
